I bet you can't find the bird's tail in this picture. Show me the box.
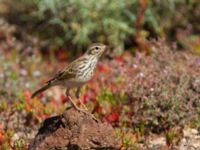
[31,83,51,98]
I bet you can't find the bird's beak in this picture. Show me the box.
[103,45,108,53]
[103,45,109,55]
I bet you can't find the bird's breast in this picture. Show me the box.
[77,59,97,82]
[60,58,98,88]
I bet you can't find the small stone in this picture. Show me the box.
[20,69,27,76]
[33,70,41,77]
[149,137,166,147]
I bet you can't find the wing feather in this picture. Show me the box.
[46,56,88,83]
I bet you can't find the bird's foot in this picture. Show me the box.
[67,96,98,122]
[76,107,98,122]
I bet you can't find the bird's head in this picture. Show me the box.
[85,43,107,58]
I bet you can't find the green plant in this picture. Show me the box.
[148,0,200,37]
[14,138,26,149]
[5,0,200,53]
[32,0,137,50]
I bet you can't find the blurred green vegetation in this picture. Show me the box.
[3,0,199,52]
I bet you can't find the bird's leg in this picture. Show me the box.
[66,88,87,111]
[68,87,98,122]
[65,88,80,110]
[75,87,80,98]
[76,87,88,110]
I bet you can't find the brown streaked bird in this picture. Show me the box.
[31,43,107,114]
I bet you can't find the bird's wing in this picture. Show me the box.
[47,69,76,84]
[31,56,87,98]
[31,65,76,98]
[47,56,87,83]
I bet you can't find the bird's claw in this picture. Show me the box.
[67,95,98,122]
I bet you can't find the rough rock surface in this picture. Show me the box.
[29,107,120,150]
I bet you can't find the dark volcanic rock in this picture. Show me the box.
[29,107,120,150]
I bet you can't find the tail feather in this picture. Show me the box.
[31,83,51,98]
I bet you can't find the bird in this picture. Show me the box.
[31,43,107,115]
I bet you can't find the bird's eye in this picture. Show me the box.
[95,47,99,50]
